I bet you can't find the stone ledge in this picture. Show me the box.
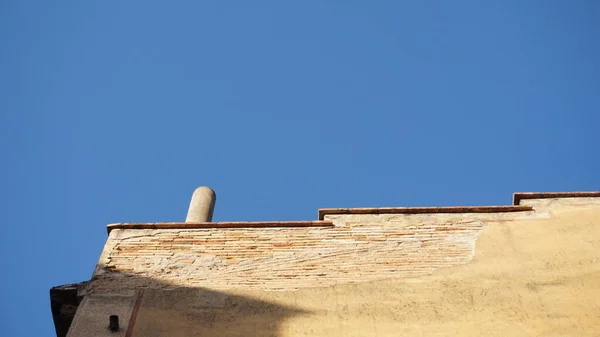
[107,221,334,234]
[513,191,600,205]
[318,205,532,220]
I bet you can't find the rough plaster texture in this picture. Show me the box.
[72,197,600,336]
[91,209,545,292]
[66,291,137,337]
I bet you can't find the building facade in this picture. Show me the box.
[51,190,600,336]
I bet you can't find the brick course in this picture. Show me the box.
[90,196,600,292]
[95,218,492,291]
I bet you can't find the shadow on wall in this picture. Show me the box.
[51,269,311,337]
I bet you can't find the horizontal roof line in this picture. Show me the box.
[513,191,600,205]
[318,205,532,220]
[106,192,600,233]
[107,221,334,234]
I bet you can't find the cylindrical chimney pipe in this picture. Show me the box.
[185,186,216,222]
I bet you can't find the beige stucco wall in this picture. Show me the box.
[69,197,600,336]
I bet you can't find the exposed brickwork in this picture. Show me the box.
[95,218,492,291]
[89,194,600,292]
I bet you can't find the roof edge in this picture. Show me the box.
[107,220,333,234]
[318,205,532,220]
[106,192,600,231]
[513,191,600,205]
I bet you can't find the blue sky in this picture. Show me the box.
[1,1,599,335]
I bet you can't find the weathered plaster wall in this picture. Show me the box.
[91,210,544,292]
[70,197,600,336]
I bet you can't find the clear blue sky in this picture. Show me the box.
[1,1,599,335]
